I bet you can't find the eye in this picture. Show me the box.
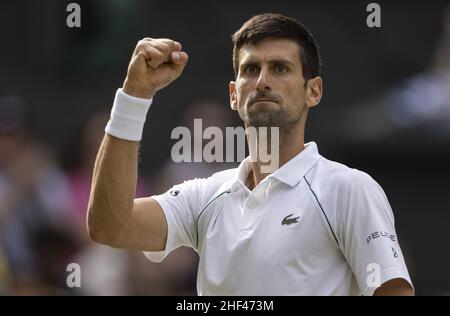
[244,64,258,75]
[274,64,288,74]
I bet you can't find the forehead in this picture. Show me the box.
[238,38,302,65]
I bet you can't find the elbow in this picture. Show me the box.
[87,222,119,247]
[86,207,117,247]
[86,217,106,245]
[86,223,103,244]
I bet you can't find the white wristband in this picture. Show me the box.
[105,88,153,141]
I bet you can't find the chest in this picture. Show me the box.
[197,183,337,267]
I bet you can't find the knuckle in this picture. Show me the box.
[156,41,171,52]
[136,41,147,51]
[161,38,175,44]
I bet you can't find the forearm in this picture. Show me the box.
[87,134,139,244]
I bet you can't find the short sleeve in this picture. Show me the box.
[337,170,413,296]
[143,178,207,263]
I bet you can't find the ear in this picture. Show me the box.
[229,81,238,111]
[305,77,323,109]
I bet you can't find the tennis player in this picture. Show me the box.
[87,13,414,295]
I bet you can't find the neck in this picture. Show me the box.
[245,113,307,190]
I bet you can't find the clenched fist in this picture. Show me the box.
[122,38,189,99]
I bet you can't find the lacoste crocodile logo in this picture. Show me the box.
[282,213,300,226]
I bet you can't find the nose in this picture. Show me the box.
[256,66,271,91]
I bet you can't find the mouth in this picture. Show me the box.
[250,99,278,107]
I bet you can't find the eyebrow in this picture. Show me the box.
[240,58,294,69]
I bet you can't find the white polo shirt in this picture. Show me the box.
[144,142,413,295]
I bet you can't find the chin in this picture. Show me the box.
[247,115,280,128]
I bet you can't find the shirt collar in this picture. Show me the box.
[230,141,322,191]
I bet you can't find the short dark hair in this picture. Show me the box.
[231,13,322,81]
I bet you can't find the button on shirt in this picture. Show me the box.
[144,142,413,295]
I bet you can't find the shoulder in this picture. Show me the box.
[307,156,381,194]
[209,167,238,184]
[170,167,237,202]
[304,157,388,217]
[205,167,237,193]
[306,157,394,237]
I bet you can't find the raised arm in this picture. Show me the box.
[86,38,188,251]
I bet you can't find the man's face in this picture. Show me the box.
[230,38,314,128]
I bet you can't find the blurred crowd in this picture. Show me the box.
[334,5,450,144]
[0,94,235,295]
